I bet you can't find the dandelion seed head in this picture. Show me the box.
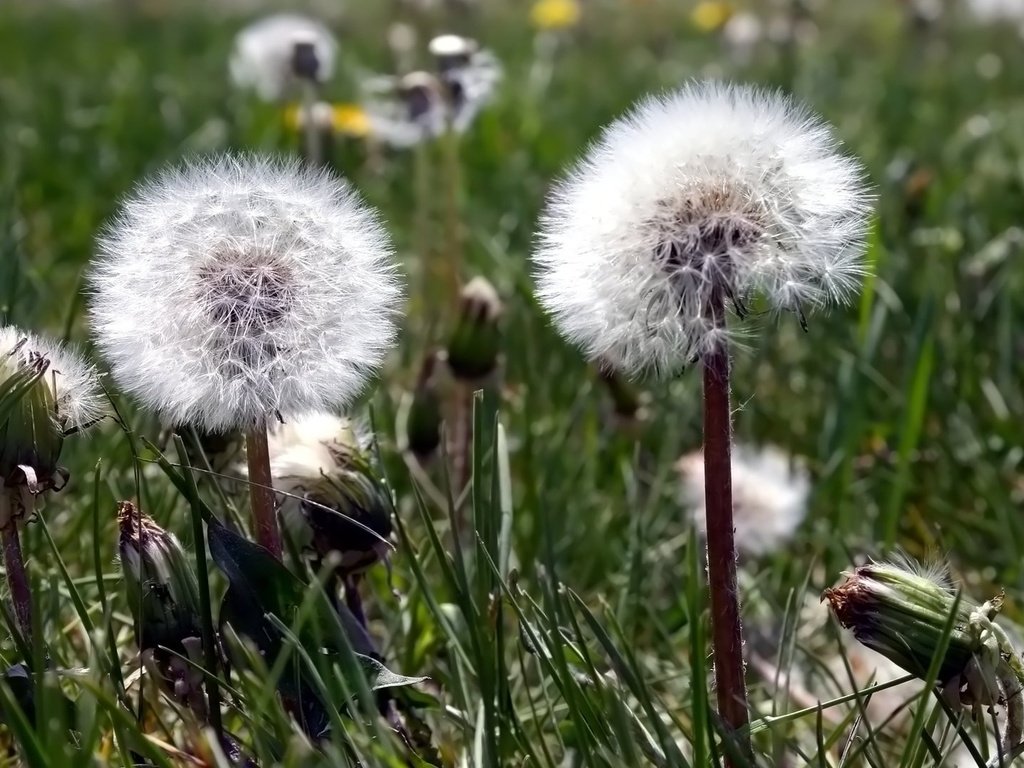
[90,154,403,433]
[0,326,105,434]
[533,80,872,376]
[677,443,810,556]
[230,13,338,102]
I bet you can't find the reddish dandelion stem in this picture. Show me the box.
[245,429,282,559]
[2,522,32,642]
[701,291,750,759]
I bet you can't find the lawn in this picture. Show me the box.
[1,0,1023,765]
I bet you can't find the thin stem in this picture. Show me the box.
[1,521,32,643]
[245,428,282,559]
[301,80,323,169]
[701,290,750,759]
[441,127,463,301]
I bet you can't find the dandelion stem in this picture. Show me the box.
[301,81,323,169]
[449,381,473,529]
[245,429,282,559]
[441,128,464,300]
[701,290,750,758]
[1,518,32,643]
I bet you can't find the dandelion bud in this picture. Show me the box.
[445,277,503,382]
[400,72,445,126]
[265,414,393,577]
[90,155,402,434]
[230,14,338,102]
[118,501,201,654]
[823,560,980,683]
[0,327,103,496]
[403,351,443,460]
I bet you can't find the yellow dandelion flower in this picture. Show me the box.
[691,1,733,32]
[283,103,302,132]
[530,0,581,31]
[331,104,372,138]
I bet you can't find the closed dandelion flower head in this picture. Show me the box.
[90,154,403,433]
[0,326,104,436]
[676,444,809,556]
[230,13,338,102]
[533,81,871,377]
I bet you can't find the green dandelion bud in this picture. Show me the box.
[404,351,443,461]
[823,560,981,683]
[445,277,503,382]
[118,501,202,654]
[0,328,103,496]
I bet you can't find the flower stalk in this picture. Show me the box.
[700,289,749,751]
[0,501,31,642]
[245,429,282,559]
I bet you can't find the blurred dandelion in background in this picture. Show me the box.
[229,14,338,103]
[676,444,809,557]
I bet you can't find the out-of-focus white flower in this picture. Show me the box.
[346,35,501,150]
[263,412,393,575]
[721,12,763,64]
[965,0,1024,22]
[90,154,403,434]
[230,14,338,102]
[532,81,871,377]
[676,444,809,556]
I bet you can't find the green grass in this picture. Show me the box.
[1,0,1024,765]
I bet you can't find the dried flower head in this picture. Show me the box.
[90,154,402,433]
[0,326,104,488]
[823,558,980,683]
[676,444,809,556]
[263,412,393,577]
[532,81,871,377]
[230,14,338,102]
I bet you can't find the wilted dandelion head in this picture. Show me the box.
[90,154,403,433]
[533,80,872,377]
[676,444,810,556]
[0,326,104,437]
[229,13,338,102]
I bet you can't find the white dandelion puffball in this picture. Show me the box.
[90,154,403,433]
[532,81,872,377]
[0,326,105,435]
[676,444,809,557]
[264,411,363,493]
[230,14,338,102]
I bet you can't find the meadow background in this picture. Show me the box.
[1,0,1023,765]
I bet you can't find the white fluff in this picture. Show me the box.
[676,444,809,557]
[229,14,338,102]
[0,326,104,434]
[90,154,403,433]
[532,81,871,377]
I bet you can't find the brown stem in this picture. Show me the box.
[2,522,32,643]
[701,291,750,758]
[245,429,282,559]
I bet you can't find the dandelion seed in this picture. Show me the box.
[90,154,402,434]
[532,80,872,377]
[230,14,338,102]
[676,444,809,556]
